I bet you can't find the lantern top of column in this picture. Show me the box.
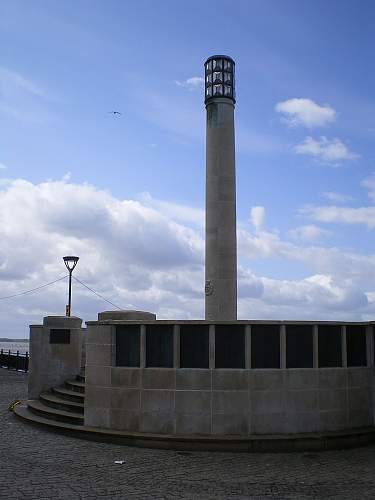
[204,55,235,104]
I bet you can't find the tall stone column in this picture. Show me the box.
[204,55,237,320]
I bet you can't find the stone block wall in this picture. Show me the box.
[85,365,373,435]
[28,316,83,399]
[84,319,375,436]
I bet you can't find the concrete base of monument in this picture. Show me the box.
[14,403,375,452]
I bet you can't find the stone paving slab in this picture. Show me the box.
[2,368,375,499]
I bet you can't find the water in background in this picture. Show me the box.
[0,341,29,354]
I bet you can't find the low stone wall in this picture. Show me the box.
[84,318,375,436]
[84,366,374,435]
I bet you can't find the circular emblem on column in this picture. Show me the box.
[205,280,214,296]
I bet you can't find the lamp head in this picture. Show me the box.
[204,55,235,104]
[63,255,79,272]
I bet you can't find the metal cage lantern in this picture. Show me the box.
[63,256,79,272]
[204,55,235,104]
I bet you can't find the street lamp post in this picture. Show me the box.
[63,256,79,317]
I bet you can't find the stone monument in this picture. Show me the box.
[16,55,375,452]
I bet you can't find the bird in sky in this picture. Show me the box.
[108,111,122,115]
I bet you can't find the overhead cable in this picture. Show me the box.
[0,275,69,300]
[72,276,123,310]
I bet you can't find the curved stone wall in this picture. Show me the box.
[84,319,375,436]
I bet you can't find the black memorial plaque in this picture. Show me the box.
[318,325,342,367]
[146,324,173,368]
[346,325,367,367]
[50,329,70,344]
[286,324,313,368]
[215,324,245,368]
[116,325,140,367]
[180,325,209,368]
[251,324,280,368]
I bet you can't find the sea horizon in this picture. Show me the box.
[0,341,29,354]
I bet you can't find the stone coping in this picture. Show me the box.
[98,311,156,321]
[85,319,374,326]
[43,316,82,327]
[14,402,375,452]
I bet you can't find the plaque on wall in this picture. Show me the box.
[50,329,71,344]
[205,280,214,296]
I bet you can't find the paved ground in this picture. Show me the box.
[2,370,375,500]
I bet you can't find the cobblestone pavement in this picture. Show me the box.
[2,369,375,500]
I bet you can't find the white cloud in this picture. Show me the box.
[275,98,336,128]
[0,66,49,100]
[2,177,375,336]
[266,274,366,310]
[238,274,368,321]
[236,228,374,319]
[289,224,330,241]
[361,173,375,203]
[0,162,7,170]
[300,174,375,229]
[0,66,56,123]
[238,226,375,287]
[0,178,206,333]
[174,76,204,91]
[294,136,359,164]
[321,191,354,203]
[140,192,204,227]
[250,206,265,231]
[62,171,71,181]
[302,205,375,229]
[238,267,264,299]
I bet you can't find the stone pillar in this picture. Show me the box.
[85,310,156,429]
[245,325,251,369]
[313,325,319,368]
[280,325,286,369]
[204,55,237,321]
[209,324,215,368]
[140,325,146,369]
[173,324,180,369]
[342,325,347,368]
[366,325,373,367]
[28,316,83,399]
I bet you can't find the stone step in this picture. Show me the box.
[39,392,84,414]
[27,399,84,425]
[65,379,85,393]
[15,403,83,432]
[52,386,85,403]
[76,373,85,383]
[14,402,375,452]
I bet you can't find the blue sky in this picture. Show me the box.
[1,0,375,336]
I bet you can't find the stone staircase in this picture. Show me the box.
[18,372,85,427]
